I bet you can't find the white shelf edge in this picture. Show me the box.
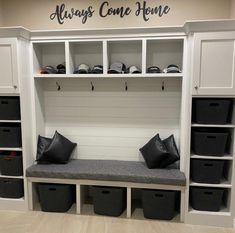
[0,197,25,202]
[34,73,183,79]
[0,120,21,123]
[0,175,24,179]
[0,147,22,151]
[188,206,231,216]
[191,124,235,128]
[190,180,232,188]
[191,154,233,160]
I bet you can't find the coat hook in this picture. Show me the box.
[162,81,165,91]
[125,81,128,91]
[90,81,94,91]
[56,81,61,91]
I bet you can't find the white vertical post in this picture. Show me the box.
[65,41,71,74]
[103,40,108,74]
[127,187,132,218]
[76,184,81,214]
[142,39,147,74]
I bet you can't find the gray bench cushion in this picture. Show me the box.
[26,159,186,186]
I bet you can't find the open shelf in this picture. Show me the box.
[107,40,142,72]
[34,73,183,79]
[0,175,23,179]
[0,120,21,123]
[0,147,22,151]
[190,180,232,188]
[191,154,233,160]
[192,124,235,128]
[33,42,66,75]
[69,41,103,74]
[146,39,183,73]
[188,205,231,216]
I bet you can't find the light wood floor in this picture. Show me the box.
[0,210,235,233]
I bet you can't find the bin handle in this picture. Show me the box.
[3,157,13,161]
[204,163,213,167]
[207,136,216,139]
[1,101,8,104]
[3,181,12,184]
[48,188,57,191]
[2,129,10,133]
[204,192,213,195]
[154,194,163,197]
[102,190,110,194]
[209,103,219,107]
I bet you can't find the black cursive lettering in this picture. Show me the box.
[49,3,94,24]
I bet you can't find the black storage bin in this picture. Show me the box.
[0,97,21,120]
[191,159,225,184]
[141,189,178,220]
[0,154,23,176]
[192,130,228,156]
[92,186,126,217]
[0,124,22,148]
[192,99,232,124]
[190,187,224,211]
[0,178,24,198]
[38,183,75,212]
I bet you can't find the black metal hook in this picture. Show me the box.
[125,81,128,91]
[162,81,165,91]
[90,81,94,91]
[56,81,61,91]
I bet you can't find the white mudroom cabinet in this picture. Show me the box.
[0,20,235,228]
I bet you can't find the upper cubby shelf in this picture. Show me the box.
[32,37,184,78]
[33,42,66,75]
[69,41,103,74]
[146,39,183,73]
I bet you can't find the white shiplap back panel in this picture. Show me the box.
[42,78,182,161]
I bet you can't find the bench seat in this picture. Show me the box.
[26,159,186,186]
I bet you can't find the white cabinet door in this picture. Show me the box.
[192,32,235,95]
[0,38,19,93]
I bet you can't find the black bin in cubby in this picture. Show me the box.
[0,152,23,176]
[92,186,126,217]
[190,187,224,211]
[0,97,21,120]
[0,178,24,198]
[0,124,22,148]
[191,129,229,156]
[141,189,179,220]
[192,98,232,124]
[191,159,225,184]
[38,183,75,212]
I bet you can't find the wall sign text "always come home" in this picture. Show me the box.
[50,1,171,24]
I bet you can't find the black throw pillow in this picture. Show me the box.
[43,131,77,164]
[162,134,180,167]
[139,134,170,169]
[36,135,52,164]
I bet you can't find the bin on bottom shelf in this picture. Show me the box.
[141,189,179,220]
[190,187,224,211]
[0,178,24,198]
[0,153,23,176]
[38,183,75,212]
[92,186,126,217]
[191,159,225,184]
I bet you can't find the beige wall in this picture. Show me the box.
[0,0,3,26]
[0,0,233,30]
[231,0,235,18]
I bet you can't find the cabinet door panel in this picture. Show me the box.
[200,40,234,88]
[0,38,18,93]
[193,32,235,95]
